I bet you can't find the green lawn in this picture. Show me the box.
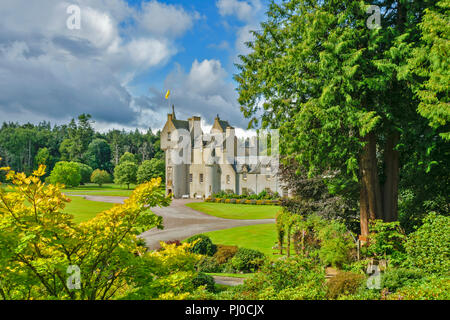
[65,196,115,223]
[63,183,135,197]
[185,202,279,220]
[203,224,278,257]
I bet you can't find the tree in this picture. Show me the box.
[75,162,93,185]
[137,158,165,184]
[114,161,138,189]
[0,162,173,300]
[34,147,51,167]
[90,169,111,187]
[235,0,440,237]
[49,161,81,188]
[408,0,450,140]
[119,152,138,165]
[84,138,112,171]
[279,158,359,232]
[61,114,94,162]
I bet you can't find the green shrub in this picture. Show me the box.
[114,161,138,189]
[386,276,450,300]
[49,161,81,187]
[239,256,326,300]
[318,221,354,268]
[367,220,407,266]
[214,245,238,264]
[186,234,217,256]
[90,169,111,186]
[326,272,365,299]
[196,256,222,273]
[192,273,216,293]
[230,248,265,273]
[137,158,165,183]
[405,213,450,274]
[75,163,93,185]
[381,268,424,292]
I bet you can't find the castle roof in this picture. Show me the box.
[171,119,189,131]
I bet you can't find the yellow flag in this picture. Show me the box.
[165,90,170,100]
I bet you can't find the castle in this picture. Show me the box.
[160,106,286,199]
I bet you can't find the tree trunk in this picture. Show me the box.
[286,226,291,257]
[359,172,370,238]
[382,132,400,222]
[359,132,384,237]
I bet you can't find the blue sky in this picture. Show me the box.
[0,0,270,132]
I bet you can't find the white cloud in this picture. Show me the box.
[137,0,200,38]
[217,0,261,23]
[216,0,263,57]
[0,0,198,129]
[146,59,248,130]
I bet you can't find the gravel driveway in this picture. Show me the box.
[71,195,275,250]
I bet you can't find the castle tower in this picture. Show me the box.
[160,105,189,198]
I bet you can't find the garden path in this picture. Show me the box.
[70,195,275,250]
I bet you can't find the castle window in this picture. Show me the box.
[266,175,271,181]
[226,175,231,184]
[189,173,193,183]
[200,174,204,183]
[242,173,247,181]
[168,132,171,141]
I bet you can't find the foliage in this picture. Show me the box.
[192,273,216,293]
[124,242,202,300]
[34,147,52,168]
[405,213,450,274]
[0,116,162,178]
[408,0,450,140]
[196,256,222,273]
[90,169,112,187]
[236,256,326,300]
[381,268,424,293]
[186,235,217,256]
[326,272,365,300]
[317,220,355,268]
[366,220,407,265]
[49,161,82,187]
[120,152,138,165]
[0,163,172,300]
[84,139,112,172]
[212,190,280,200]
[279,158,359,232]
[385,276,450,300]
[235,0,446,235]
[230,248,265,273]
[114,161,138,189]
[214,245,238,265]
[75,162,93,185]
[137,158,165,184]
[164,240,182,247]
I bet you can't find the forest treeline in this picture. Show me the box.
[0,114,163,179]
